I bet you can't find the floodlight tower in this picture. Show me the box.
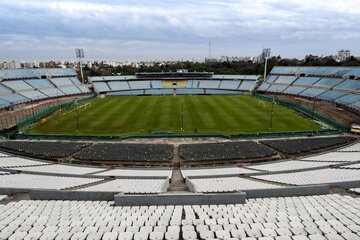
[262,48,271,79]
[75,48,85,84]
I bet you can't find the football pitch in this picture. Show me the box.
[27,95,323,136]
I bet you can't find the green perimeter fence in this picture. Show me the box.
[2,94,348,141]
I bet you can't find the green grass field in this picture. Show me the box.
[27,95,323,136]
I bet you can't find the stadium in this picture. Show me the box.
[0,66,359,240]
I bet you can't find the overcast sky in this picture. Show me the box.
[1,0,359,61]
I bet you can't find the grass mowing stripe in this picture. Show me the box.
[84,97,122,128]
[193,96,217,129]
[206,96,239,128]
[221,96,262,129]
[143,97,165,130]
[200,96,234,129]
[115,96,149,132]
[183,96,205,129]
[94,97,132,128]
[158,96,172,129]
[212,96,250,131]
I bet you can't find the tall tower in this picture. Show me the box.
[209,41,212,59]
[75,48,85,84]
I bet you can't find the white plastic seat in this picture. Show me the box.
[325,234,345,240]
[9,232,28,240]
[261,228,277,237]
[274,237,292,240]
[86,233,102,240]
[24,232,42,240]
[215,230,231,239]
[126,226,139,233]
[290,227,307,236]
[308,234,327,240]
[209,224,222,231]
[319,226,337,235]
[230,229,246,238]
[275,228,292,236]
[55,233,73,240]
[103,232,117,240]
[133,232,148,240]
[199,230,214,239]
[70,232,87,240]
[165,231,179,240]
[246,229,262,238]
[182,231,197,240]
[341,232,359,240]
[39,231,58,240]
[305,227,322,235]
[117,232,133,240]
[292,236,310,240]
[149,232,164,240]
[182,225,194,232]
[112,226,126,233]
[152,226,166,233]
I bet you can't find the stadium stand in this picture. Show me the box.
[205,89,241,94]
[253,168,360,186]
[175,88,205,95]
[188,177,283,193]
[0,69,90,109]
[257,66,360,110]
[247,160,336,172]
[299,152,360,162]
[181,167,259,178]
[0,156,49,168]
[7,164,106,175]
[145,89,173,95]
[0,141,89,158]
[129,81,151,90]
[95,168,172,178]
[78,178,169,193]
[260,136,355,155]
[0,194,360,239]
[107,81,130,91]
[0,173,102,190]
[218,80,241,90]
[179,141,276,161]
[74,143,173,162]
[89,72,259,96]
[107,90,145,96]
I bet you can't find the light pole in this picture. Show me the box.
[75,48,85,84]
[75,104,80,133]
[264,57,269,80]
[181,98,184,131]
[31,100,36,124]
[269,98,276,130]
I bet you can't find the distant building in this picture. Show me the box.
[254,48,271,63]
[22,62,34,69]
[335,49,351,62]
[220,56,252,62]
[6,61,21,69]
